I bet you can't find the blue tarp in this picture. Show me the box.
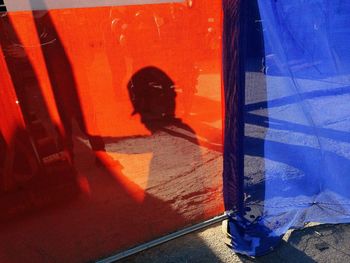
[224,0,350,256]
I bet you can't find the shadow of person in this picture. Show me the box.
[122,66,216,221]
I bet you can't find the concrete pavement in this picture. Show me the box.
[119,222,350,263]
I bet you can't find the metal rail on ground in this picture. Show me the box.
[96,213,228,263]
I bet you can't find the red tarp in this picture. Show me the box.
[0,1,224,262]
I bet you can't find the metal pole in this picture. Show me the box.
[96,213,228,263]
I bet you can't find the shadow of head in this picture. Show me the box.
[127,66,177,133]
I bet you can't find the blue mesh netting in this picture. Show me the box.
[224,0,350,256]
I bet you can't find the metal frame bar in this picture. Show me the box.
[96,213,228,263]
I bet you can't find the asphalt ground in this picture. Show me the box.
[119,222,350,263]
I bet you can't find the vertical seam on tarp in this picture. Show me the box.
[222,0,245,213]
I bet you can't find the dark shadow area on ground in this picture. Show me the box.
[120,223,350,263]
[240,223,350,263]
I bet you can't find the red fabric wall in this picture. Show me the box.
[0,2,224,262]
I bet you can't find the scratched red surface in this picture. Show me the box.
[0,1,224,262]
